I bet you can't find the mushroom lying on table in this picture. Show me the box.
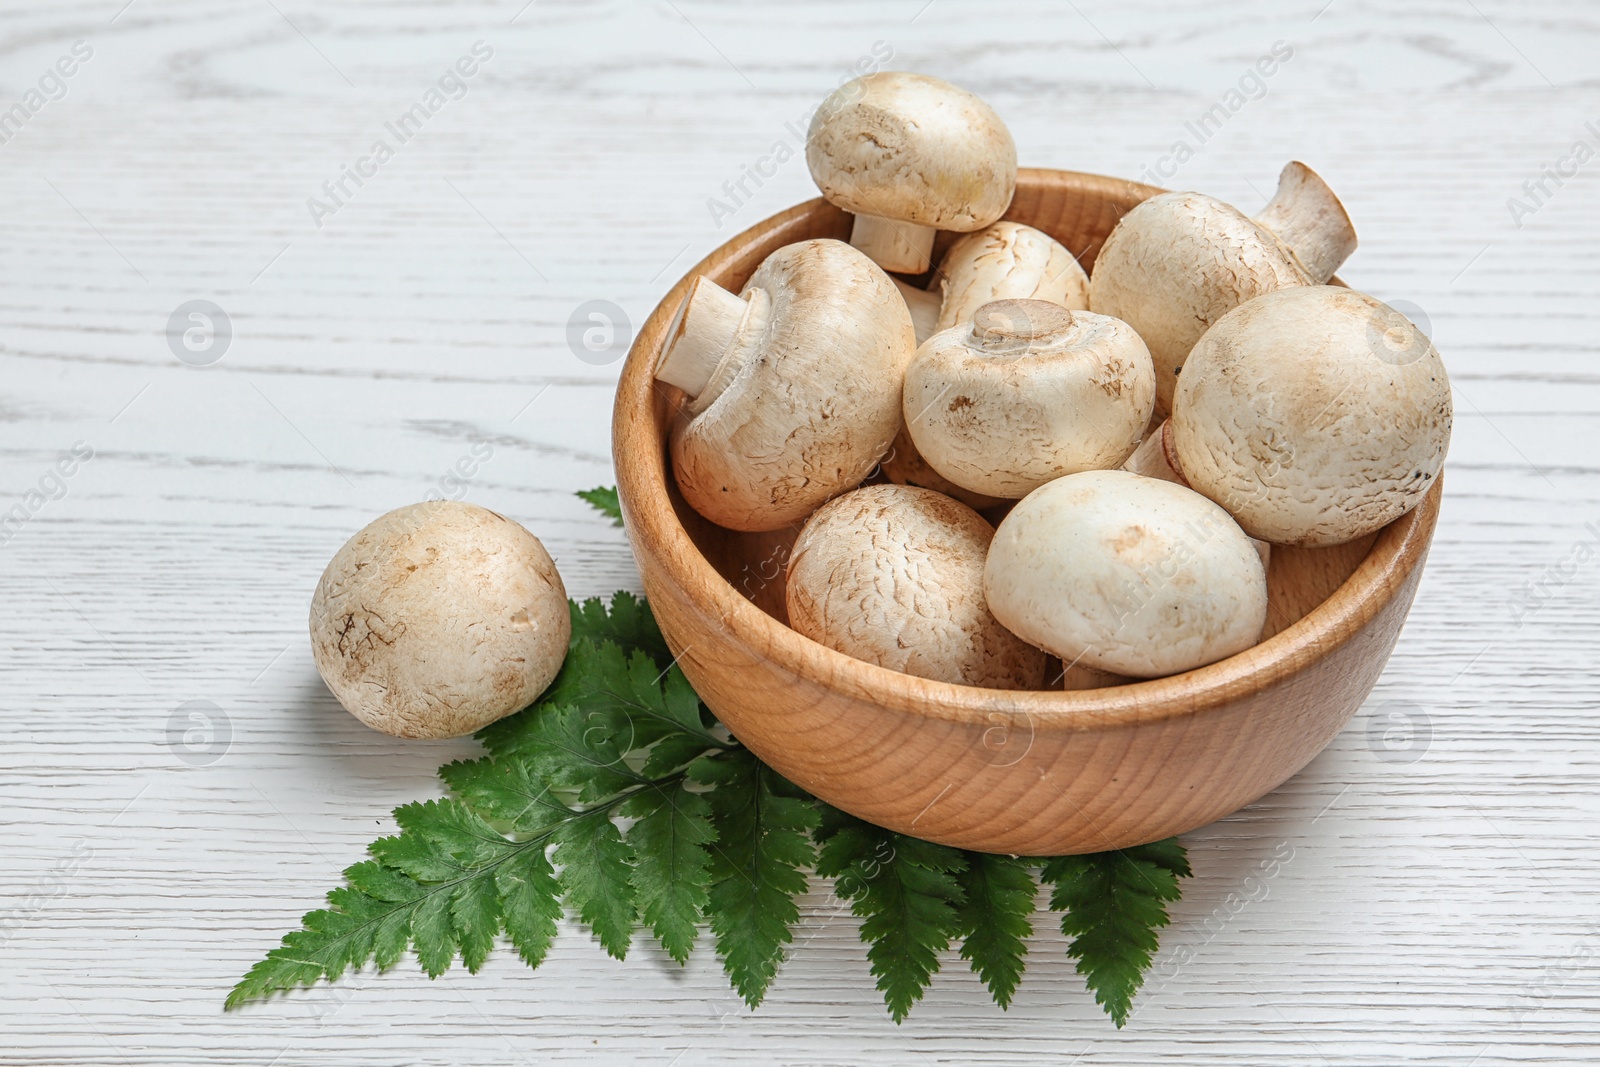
[984,470,1268,678]
[310,501,570,739]
[903,299,1154,499]
[656,238,916,531]
[807,72,1017,274]
[1089,161,1358,418]
[786,483,1045,689]
[1170,285,1452,547]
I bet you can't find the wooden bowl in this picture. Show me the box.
[612,168,1442,856]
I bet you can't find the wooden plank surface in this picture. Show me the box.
[1,1,1597,1063]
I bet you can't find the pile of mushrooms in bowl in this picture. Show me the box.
[615,71,1450,854]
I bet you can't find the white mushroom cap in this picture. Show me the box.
[1089,161,1356,418]
[786,483,1045,689]
[310,501,570,739]
[1171,285,1452,548]
[1122,418,1273,574]
[935,221,1089,331]
[878,423,1005,511]
[658,238,916,532]
[903,299,1155,499]
[806,72,1017,274]
[984,470,1268,678]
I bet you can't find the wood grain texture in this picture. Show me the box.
[615,171,1443,854]
[3,0,1599,1063]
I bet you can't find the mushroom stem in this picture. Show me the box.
[1253,161,1357,284]
[970,298,1074,349]
[656,277,755,399]
[892,277,942,345]
[1061,661,1129,691]
[1122,419,1189,486]
[851,213,937,274]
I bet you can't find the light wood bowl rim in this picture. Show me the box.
[615,168,1440,736]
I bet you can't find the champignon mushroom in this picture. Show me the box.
[310,501,570,739]
[1170,285,1452,548]
[1122,419,1273,572]
[984,470,1268,678]
[806,72,1017,274]
[786,483,1045,689]
[1089,161,1357,418]
[656,238,916,531]
[903,299,1155,499]
[892,276,942,345]
[879,423,1005,511]
[935,221,1089,331]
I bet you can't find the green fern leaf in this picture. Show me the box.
[816,810,966,1023]
[495,846,564,968]
[1039,839,1192,1028]
[621,780,714,963]
[955,853,1035,1009]
[577,485,623,526]
[690,749,819,1007]
[552,809,637,959]
[438,757,575,835]
[569,591,670,664]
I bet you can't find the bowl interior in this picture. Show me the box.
[656,170,1380,658]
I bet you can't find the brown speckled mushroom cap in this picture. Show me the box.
[806,72,1017,273]
[1171,285,1452,548]
[935,221,1089,331]
[1089,163,1356,419]
[786,483,1046,689]
[1089,191,1311,418]
[667,238,916,532]
[984,470,1268,678]
[903,299,1155,499]
[309,501,570,739]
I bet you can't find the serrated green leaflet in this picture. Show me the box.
[817,810,966,1022]
[955,852,1036,1010]
[229,487,1196,1026]
[1040,840,1192,1027]
[570,591,670,664]
[577,485,623,526]
[690,748,819,1007]
[621,781,714,963]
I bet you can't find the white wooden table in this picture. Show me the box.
[3,1,1597,1063]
